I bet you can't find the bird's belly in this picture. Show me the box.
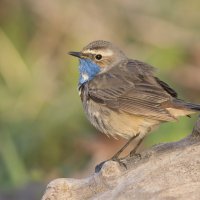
[83,100,159,139]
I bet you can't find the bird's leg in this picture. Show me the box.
[129,137,145,157]
[95,134,139,173]
[111,133,139,161]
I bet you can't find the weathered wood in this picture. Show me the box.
[42,117,200,200]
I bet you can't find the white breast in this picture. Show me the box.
[82,73,89,81]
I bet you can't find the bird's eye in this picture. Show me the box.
[95,54,102,60]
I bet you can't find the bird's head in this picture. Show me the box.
[69,40,126,85]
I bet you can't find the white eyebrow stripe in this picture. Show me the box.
[83,49,113,56]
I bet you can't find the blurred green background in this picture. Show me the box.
[0,0,200,199]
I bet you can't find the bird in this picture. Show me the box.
[68,40,200,164]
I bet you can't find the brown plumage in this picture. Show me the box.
[69,40,200,159]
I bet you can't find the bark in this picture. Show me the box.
[42,117,200,200]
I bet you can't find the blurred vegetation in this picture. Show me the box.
[0,0,200,198]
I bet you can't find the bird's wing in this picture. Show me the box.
[87,59,177,121]
[154,77,178,98]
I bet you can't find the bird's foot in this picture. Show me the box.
[130,150,141,158]
[112,156,127,169]
[95,156,127,173]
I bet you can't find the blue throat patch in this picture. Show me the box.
[78,59,101,85]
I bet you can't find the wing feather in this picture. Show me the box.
[87,59,177,121]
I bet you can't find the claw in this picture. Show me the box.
[130,151,141,159]
[112,157,127,169]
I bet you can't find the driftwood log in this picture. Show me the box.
[42,117,200,200]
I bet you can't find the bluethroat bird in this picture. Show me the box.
[69,40,200,167]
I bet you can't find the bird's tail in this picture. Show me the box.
[167,99,200,118]
[173,99,200,111]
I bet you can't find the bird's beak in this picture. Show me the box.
[68,51,82,58]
